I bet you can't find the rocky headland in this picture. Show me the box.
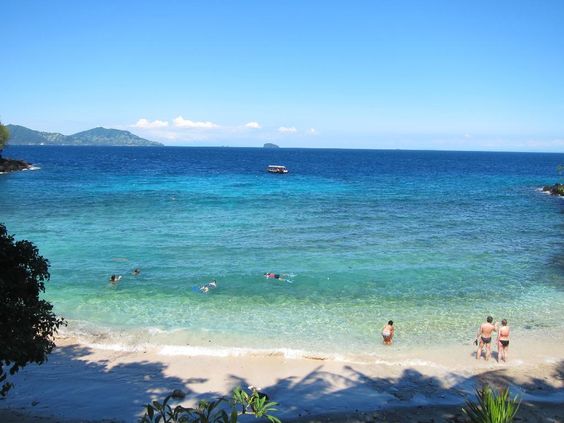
[542,183,564,196]
[0,157,32,173]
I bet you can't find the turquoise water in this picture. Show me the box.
[1,146,563,356]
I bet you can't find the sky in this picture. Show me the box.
[1,0,564,151]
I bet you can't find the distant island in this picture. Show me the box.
[263,142,280,148]
[6,124,163,147]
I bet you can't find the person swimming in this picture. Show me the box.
[264,273,285,281]
[200,279,218,293]
[109,274,122,284]
[132,268,141,276]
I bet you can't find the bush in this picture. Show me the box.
[0,224,66,395]
[140,386,281,423]
[462,385,520,423]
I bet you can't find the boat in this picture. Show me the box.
[266,165,288,174]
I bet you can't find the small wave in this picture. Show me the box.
[19,165,41,171]
[85,342,149,353]
[158,345,322,359]
[77,341,451,369]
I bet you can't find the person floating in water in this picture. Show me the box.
[132,268,141,276]
[475,315,497,360]
[264,273,285,281]
[200,279,218,293]
[497,319,510,362]
[109,274,122,284]
[382,320,394,345]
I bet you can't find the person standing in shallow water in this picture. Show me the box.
[475,316,497,360]
[497,319,510,362]
[382,320,394,345]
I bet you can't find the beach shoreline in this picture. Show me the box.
[0,336,562,423]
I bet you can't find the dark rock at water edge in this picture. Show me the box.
[542,183,564,196]
[263,143,280,148]
[0,157,32,173]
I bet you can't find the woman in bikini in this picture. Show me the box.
[382,320,394,345]
[497,319,510,362]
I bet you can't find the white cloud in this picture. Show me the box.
[278,126,297,133]
[464,133,472,139]
[174,116,219,129]
[132,118,169,129]
[244,121,261,129]
[307,128,317,135]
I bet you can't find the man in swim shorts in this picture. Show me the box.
[497,319,510,362]
[475,316,496,360]
[382,320,394,345]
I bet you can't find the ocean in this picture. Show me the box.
[1,146,563,359]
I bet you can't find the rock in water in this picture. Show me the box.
[0,157,32,173]
[542,183,564,196]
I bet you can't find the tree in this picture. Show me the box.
[0,121,9,158]
[0,224,66,396]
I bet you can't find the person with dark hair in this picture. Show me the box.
[497,319,510,362]
[109,274,122,284]
[264,272,285,281]
[475,315,497,360]
[382,320,394,345]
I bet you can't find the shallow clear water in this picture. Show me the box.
[1,146,563,356]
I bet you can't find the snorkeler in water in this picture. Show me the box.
[200,279,218,293]
[109,274,122,284]
[264,273,286,281]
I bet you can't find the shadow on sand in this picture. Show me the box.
[0,343,562,422]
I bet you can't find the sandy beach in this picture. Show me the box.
[0,335,562,423]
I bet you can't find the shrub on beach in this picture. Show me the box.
[462,385,520,423]
[0,224,66,396]
[141,386,281,423]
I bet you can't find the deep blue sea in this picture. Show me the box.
[1,146,563,357]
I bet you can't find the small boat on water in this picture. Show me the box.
[267,165,288,174]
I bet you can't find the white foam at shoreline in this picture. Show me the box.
[77,339,452,369]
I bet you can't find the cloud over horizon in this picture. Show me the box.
[132,118,169,129]
[174,116,219,129]
[244,121,261,129]
[278,126,297,133]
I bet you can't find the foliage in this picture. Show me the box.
[0,224,66,396]
[140,386,281,423]
[0,121,9,154]
[462,385,520,423]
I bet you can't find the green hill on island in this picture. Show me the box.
[6,124,163,146]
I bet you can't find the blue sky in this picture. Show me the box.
[1,0,563,151]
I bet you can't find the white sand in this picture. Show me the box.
[0,336,562,422]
